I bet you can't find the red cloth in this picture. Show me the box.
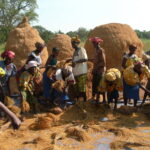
[89,37,103,44]
[1,50,15,59]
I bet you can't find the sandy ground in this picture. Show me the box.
[0,98,150,150]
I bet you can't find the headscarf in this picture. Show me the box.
[89,37,103,44]
[1,50,15,59]
[71,36,81,43]
[0,67,5,77]
[26,61,37,70]
[105,72,116,82]
[35,42,45,50]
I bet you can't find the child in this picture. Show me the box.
[99,68,122,109]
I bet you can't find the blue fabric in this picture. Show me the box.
[123,80,139,100]
[51,90,69,101]
[0,61,17,85]
[107,90,119,103]
[43,71,54,99]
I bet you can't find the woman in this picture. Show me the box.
[122,44,138,70]
[45,47,60,67]
[26,42,45,66]
[99,68,122,109]
[89,37,106,103]
[52,65,75,107]
[123,62,150,107]
[141,53,150,105]
[0,50,17,99]
[0,67,21,129]
[43,47,60,103]
[71,36,88,102]
[44,65,75,105]
[19,61,40,113]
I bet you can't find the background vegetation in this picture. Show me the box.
[0,0,150,53]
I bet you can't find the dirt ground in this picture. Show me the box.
[0,96,150,150]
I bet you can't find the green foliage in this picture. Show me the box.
[67,31,77,38]
[0,43,4,53]
[67,27,90,42]
[33,25,54,43]
[141,39,150,51]
[135,30,150,39]
[0,0,38,43]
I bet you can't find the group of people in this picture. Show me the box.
[0,36,150,128]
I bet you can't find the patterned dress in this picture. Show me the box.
[19,68,41,105]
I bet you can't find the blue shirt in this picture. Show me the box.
[0,61,17,86]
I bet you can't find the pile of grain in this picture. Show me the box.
[5,17,48,68]
[47,34,73,61]
[85,23,143,69]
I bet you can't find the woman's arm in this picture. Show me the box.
[139,83,150,95]
[0,102,21,129]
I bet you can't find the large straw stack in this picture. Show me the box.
[47,34,73,61]
[5,17,48,68]
[84,23,143,69]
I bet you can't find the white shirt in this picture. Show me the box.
[55,66,75,85]
[29,51,42,66]
[72,47,88,76]
[123,53,137,59]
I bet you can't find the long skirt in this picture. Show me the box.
[43,71,54,99]
[123,80,139,100]
[74,74,87,94]
[92,73,102,96]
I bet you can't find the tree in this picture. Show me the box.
[0,0,38,43]
[76,27,89,41]
[33,25,54,43]
[66,31,77,38]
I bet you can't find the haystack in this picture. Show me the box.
[5,17,48,68]
[47,34,73,61]
[84,23,143,69]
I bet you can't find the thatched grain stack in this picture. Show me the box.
[47,34,73,61]
[5,17,48,68]
[84,23,143,69]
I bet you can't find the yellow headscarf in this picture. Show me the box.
[0,67,5,77]
[71,35,81,43]
[105,72,116,82]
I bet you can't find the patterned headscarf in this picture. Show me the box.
[89,37,103,44]
[1,50,15,59]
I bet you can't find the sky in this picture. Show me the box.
[34,0,150,33]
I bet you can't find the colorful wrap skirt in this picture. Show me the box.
[74,74,87,94]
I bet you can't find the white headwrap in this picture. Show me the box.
[26,61,37,70]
